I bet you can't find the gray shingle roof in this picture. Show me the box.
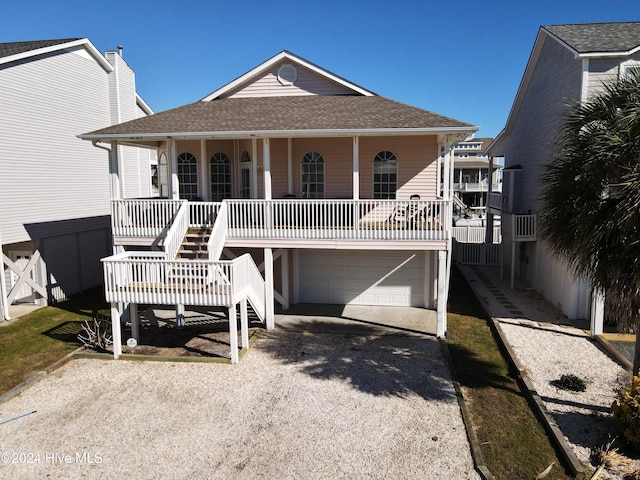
[83,95,475,138]
[0,38,81,59]
[544,22,640,54]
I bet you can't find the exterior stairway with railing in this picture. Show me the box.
[177,228,212,260]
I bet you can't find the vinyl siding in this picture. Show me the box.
[500,35,582,215]
[0,47,112,244]
[223,60,355,98]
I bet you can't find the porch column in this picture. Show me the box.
[228,304,239,364]
[281,250,289,310]
[109,141,121,201]
[252,138,258,199]
[130,303,139,342]
[200,139,208,200]
[287,138,293,195]
[442,142,451,199]
[169,139,179,200]
[176,304,185,328]
[240,297,249,349]
[436,250,447,337]
[264,247,275,330]
[352,136,359,199]
[263,138,272,200]
[485,156,495,245]
[111,302,122,359]
[590,289,605,337]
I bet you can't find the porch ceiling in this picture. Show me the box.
[80,95,478,142]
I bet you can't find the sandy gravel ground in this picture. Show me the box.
[459,265,634,479]
[0,326,479,479]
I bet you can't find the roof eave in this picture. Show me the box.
[0,38,113,72]
[80,125,479,143]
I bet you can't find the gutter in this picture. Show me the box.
[79,126,480,143]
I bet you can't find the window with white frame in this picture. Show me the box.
[210,152,232,201]
[373,151,397,199]
[301,151,324,198]
[177,152,198,200]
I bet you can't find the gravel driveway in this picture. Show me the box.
[0,321,479,479]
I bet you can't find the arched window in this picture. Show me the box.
[177,152,198,200]
[239,151,252,199]
[373,151,397,199]
[301,151,324,199]
[210,152,232,201]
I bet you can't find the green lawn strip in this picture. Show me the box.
[447,267,582,480]
[0,288,107,395]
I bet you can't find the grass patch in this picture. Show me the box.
[0,288,107,395]
[447,266,582,480]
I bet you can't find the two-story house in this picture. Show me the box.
[486,22,640,332]
[452,137,501,213]
[80,51,478,362]
[0,38,156,319]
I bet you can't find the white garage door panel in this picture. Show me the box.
[299,250,424,306]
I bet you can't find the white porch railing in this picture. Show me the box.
[111,199,184,238]
[452,226,502,244]
[189,201,221,229]
[513,214,537,241]
[225,199,451,242]
[454,181,488,192]
[102,252,265,321]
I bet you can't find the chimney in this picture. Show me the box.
[117,45,123,57]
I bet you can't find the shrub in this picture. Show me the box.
[612,375,640,449]
[550,374,587,392]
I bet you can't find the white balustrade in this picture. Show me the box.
[163,202,190,260]
[111,199,184,238]
[225,199,451,241]
[451,226,502,243]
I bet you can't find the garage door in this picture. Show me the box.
[298,250,424,306]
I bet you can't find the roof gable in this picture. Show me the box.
[0,38,113,72]
[543,22,640,57]
[201,50,374,100]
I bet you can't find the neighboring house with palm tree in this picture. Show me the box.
[486,22,640,331]
[79,50,478,361]
[0,38,155,317]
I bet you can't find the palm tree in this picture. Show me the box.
[540,71,640,374]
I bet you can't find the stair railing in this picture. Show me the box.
[207,202,227,261]
[163,202,190,260]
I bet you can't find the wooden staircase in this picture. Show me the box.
[177,228,212,260]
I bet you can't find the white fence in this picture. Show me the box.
[452,241,501,265]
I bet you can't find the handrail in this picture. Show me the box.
[230,254,265,321]
[163,202,189,260]
[208,202,227,261]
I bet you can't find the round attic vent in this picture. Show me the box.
[277,64,297,85]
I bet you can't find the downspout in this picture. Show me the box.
[0,229,11,321]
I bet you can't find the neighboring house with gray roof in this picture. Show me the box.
[80,50,478,361]
[0,38,155,317]
[487,22,640,330]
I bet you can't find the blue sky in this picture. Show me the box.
[2,0,638,138]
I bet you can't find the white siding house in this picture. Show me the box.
[0,38,155,315]
[80,50,478,362]
[487,22,640,328]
